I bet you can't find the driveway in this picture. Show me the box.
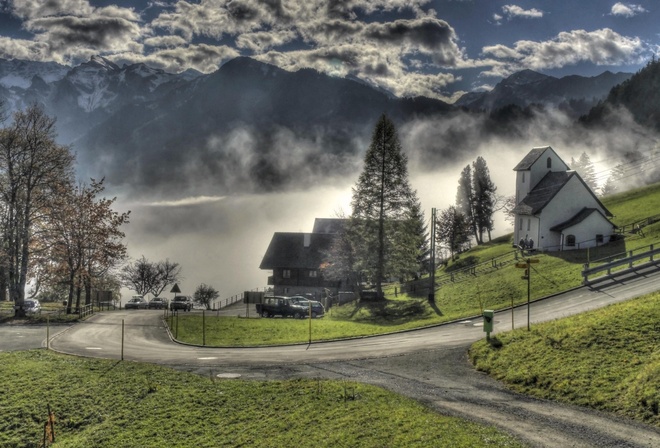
[14,264,660,446]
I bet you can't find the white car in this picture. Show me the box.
[125,296,148,309]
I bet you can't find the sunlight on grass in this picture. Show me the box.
[0,350,525,448]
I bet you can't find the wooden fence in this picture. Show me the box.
[582,243,660,284]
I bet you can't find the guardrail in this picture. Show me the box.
[582,243,660,284]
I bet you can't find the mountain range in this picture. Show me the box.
[0,55,640,196]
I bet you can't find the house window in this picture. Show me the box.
[566,235,576,247]
[309,270,318,278]
[527,218,531,231]
[547,157,552,169]
[522,172,525,183]
[283,269,291,279]
[596,234,603,243]
[519,218,523,231]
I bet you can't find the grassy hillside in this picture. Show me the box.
[171,182,660,346]
[0,350,524,448]
[469,290,660,428]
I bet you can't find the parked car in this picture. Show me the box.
[255,296,308,318]
[170,295,193,312]
[290,296,325,318]
[125,296,148,309]
[148,297,168,309]
[22,299,41,314]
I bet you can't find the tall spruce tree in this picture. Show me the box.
[350,114,426,297]
[456,164,478,243]
[472,156,497,242]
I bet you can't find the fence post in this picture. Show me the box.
[629,250,634,269]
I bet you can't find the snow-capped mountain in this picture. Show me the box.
[0,55,636,197]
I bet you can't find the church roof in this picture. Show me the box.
[513,170,613,217]
[550,207,615,232]
[513,146,552,171]
[513,171,571,215]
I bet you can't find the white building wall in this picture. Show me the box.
[559,213,615,250]
[538,176,610,250]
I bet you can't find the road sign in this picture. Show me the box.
[170,283,181,293]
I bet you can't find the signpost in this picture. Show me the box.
[515,258,539,330]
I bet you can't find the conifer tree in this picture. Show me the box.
[350,114,426,297]
[472,156,497,242]
[456,164,478,243]
[570,152,598,191]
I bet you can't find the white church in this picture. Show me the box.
[512,146,616,251]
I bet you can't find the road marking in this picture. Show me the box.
[198,357,218,360]
[216,373,241,379]
[85,347,103,350]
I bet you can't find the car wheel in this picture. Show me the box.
[294,312,302,319]
[311,311,318,318]
[262,310,269,318]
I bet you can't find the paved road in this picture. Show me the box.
[10,264,660,447]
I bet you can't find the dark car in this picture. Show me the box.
[170,295,193,312]
[148,297,168,309]
[125,296,148,309]
[290,296,325,318]
[255,296,308,318]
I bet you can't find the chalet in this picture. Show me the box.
[259,218,345,298]
[513,146,616,251]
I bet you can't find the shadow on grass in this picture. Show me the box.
[341,298,436,326]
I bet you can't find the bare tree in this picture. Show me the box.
[193,283,219,310]
[120,256,182,297]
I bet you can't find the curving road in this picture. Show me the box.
[30,265,660,446]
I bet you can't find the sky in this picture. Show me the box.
[1,1,659,301]
[0,1,658,102]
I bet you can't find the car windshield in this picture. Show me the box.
[129,298,140,303]
[24,300,35,307]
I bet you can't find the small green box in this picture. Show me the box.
[483,310,494,333]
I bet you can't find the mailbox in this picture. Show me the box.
[483,310,494,333]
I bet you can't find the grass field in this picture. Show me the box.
[171,182,660,346]
[0,350,525,448]
[469,290,660,428]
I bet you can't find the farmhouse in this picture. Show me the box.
[512,146,615,251]
[259,218,345,298]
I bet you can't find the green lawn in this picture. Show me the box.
[0,350,525,448]
[469,291,660,428]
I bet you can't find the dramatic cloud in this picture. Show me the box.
[482,28,646,77]
[502,5,544,20]
[611,3,647,18]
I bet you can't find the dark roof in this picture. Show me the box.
[513,146,552,171]
[259,232,335,270]
[550,207,614,232]
[513,171,571,215]
[513,170,614,217]
[312,218,346,234]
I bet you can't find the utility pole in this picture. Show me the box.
[429,207,436,302]
[515,257,540,330]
